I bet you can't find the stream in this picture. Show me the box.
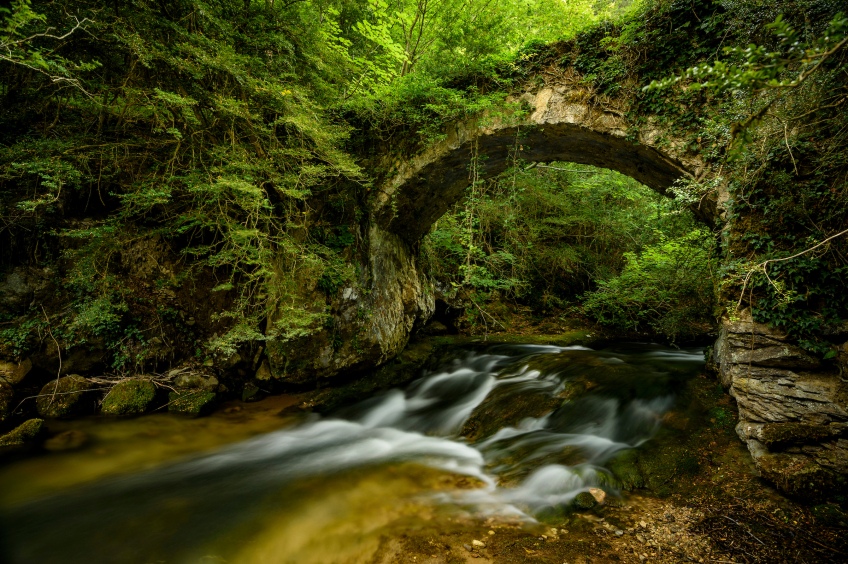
[0,341,705,563]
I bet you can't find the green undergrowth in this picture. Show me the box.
[423,162,717,342]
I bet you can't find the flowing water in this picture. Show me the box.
[0,342,705,563]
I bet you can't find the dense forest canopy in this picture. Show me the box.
[1,0,846,371]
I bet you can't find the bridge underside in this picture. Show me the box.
[377,122,692,244]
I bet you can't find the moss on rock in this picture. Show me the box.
[36,375,92,418]
[573,491,597,510]
[756,422,835,448]
[101,379,157,416]
[607,449,645,491]
[0,418,44,447]
[168,389,216,416]
[755,452,841,499]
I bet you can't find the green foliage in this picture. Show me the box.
[425,160,716,339]
[1,0,844,367]
[583,230,716,340]
[0,316,44,358]
[0,0,367,368]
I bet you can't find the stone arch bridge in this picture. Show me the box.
[267,74,847,497]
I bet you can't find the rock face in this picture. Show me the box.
[101,379,158,416]
[36,375,93,418]
[265,225,434,384]
[713,310,848,496]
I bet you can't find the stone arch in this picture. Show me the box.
[372,85,710,245]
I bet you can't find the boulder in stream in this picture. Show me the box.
[573,491,597,510]
[0,418,44,447]
[36,375,93,418]
[607,449,645,491]
[101,379,158,416]
[168,389,216,416]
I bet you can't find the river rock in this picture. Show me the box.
[44,429,88,451]
[421,320,450,336]
[0,381,13,422]
[607,449,645,490]
[101,379,158,416]
[589,487,607,504]
[168,389,216,416]
[242,381,263,402]
[174,372,219,392]
[460,384,563,441]
[264,225,435,385]
[573,491,597,510]
[36,375,93,418]
[0,418,44,447]
[0,358,32,385]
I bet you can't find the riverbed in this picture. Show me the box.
[0,341,844,563]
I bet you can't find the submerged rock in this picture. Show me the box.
[607,449,645,491]
[242,381,264,402]
[101,379,158,416]
[0,418,44,447]
[44,429,88,451]
[168,389,216,416]
[36,375,93,418]
[573,491,597,510]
